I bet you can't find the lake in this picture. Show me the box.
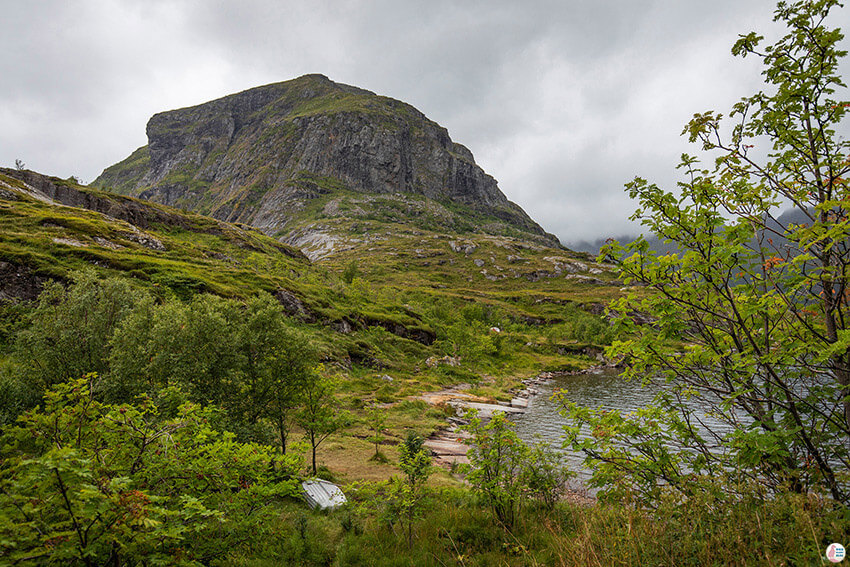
[509,367,738,488]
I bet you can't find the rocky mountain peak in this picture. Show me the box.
[94,75,559,249]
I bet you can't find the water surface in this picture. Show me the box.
[510,368,735,487]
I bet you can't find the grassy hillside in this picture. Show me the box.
[0,166,836,567]
[0,167,625,479]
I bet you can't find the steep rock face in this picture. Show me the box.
[95,74,557,246]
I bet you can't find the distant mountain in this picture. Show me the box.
[568,207,813,258]
[566,234,676,257]
[94,74,559,254]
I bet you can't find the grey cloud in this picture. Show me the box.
[1,0,844,243]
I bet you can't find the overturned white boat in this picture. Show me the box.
[301,479,347,510]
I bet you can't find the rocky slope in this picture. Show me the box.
[0,166,620,362]
[94,74,558,250]
[0,168,312,300]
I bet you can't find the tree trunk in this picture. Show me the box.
[277,414,287,454]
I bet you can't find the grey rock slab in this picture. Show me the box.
[449,401,525,418]
[424,439,470,456]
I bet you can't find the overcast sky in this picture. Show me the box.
[2,1,847,246]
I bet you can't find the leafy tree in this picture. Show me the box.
[295,370,351,476]
[108,294,243,407]
[342,260,359,284]
[587,0,850,504]
[386,431,432,548]
[236,292,318,453]
[15,270,147,390]
[441,319,497,360]
[109,291,319,449]
[0,376,302,565]
[462,412,530,528]
[524,439,573,511]
[366,404,388,461]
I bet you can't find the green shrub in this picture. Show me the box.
[342,260,359,284]
[0,376,302,565]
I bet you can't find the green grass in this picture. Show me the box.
[215,485,848,566]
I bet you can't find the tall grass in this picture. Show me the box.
[219,486,849,566]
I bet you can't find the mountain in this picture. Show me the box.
[94,74,559,255]
[569,207,813,257]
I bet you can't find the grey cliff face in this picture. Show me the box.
[95,74,557,245]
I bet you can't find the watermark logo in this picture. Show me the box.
[827,543,846,563]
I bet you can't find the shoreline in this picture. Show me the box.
[419,365,617,505]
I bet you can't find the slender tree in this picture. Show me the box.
[463,412,530,528]
[237,292,317,453]
[391,431,432,548]
[366,405,388,461]
[295,370,350,476]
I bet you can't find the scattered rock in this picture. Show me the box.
[93,236,124,250]
[206,251,236,262]
[52,237,85,247]
[449,241,478,255]
[584,303,606,315]
[274,288,315,321]
[607,309,656,326]
[525,270,560,282]
[425,355,461,368]
[565,274,607,285]
[120,227,166,251]
[331,318,355,334]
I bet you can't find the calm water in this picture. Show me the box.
[509,368,736,487]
